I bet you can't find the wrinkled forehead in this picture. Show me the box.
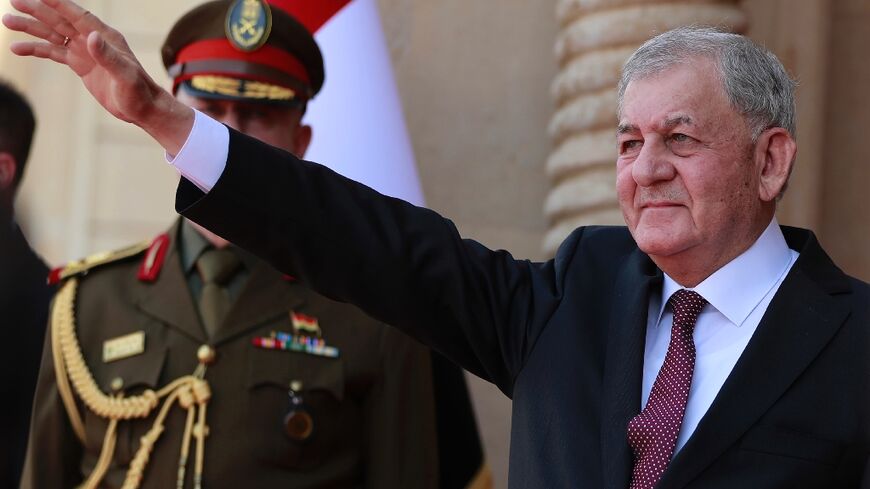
[618,61,732,129]
[618,53,722,106]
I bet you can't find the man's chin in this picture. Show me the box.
[632,230,694,259]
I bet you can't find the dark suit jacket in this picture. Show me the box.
[177,128,869,488]
[21,221,444,489]
[0,222,51,489]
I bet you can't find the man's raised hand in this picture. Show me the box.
[3,0,192,154]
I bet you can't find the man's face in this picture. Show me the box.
[616,60,766,273]
[176,89,311,157]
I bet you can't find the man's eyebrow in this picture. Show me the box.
[616,123,637,135]
[617,116,694,135]
[663,115,693,128]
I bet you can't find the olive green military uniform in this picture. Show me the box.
[20,220,439,488]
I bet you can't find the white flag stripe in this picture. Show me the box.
[305,0,425,206]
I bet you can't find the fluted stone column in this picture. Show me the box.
[543,0,746,254]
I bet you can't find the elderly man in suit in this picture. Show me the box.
[5,1,868,488]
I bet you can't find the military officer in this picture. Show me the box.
[20,1,488,487]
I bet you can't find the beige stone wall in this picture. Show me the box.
[818,0,870,281]
[380,0,555,263]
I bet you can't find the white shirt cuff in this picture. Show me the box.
[165,109,229,192]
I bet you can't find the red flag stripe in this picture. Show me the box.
[267,0,352,33]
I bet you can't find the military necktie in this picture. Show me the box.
[195,247,242,339]
[627,289,708,489]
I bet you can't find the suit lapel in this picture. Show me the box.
[211,261,304,346]
[659,228,852,489]
[601,249,662,489]
[136,224,207,344]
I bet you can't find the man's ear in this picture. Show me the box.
[753,127,796,202]
[0,152,18,192]
[294,124,312,159]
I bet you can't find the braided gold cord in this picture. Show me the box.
[121,388,181,489]
[51,280,87,443]
[51,277,214,488]
[54,279,160,419]
[177,402,196,489]
[194,401,209,489]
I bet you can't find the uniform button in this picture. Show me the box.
[110,377,124,392]
[284,410,313,441]
[197,345,217,365]
[290,380,303,392]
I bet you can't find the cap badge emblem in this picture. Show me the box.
[226,0,273,52]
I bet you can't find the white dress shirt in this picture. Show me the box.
[644,218,799,454]
[169,110,801,455]
[168,109,229,192]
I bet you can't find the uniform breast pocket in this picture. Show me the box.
[245,349,347,470]
[84,346,167,466]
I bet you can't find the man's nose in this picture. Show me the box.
[632,139,676,187]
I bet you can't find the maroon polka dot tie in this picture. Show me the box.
[627,289,707,489]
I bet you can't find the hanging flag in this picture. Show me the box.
[267,0,425,206]
[266,0,350,32]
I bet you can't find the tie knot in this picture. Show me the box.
[668,289,707,330]
[196,248,241,286]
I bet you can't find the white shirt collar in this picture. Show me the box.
[654,218,794,328]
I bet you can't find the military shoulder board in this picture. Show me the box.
[47,233,170,285]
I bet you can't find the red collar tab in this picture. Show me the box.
[47,266,64,286]
[137,234,171,283]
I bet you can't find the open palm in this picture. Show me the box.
[3,0,192,152]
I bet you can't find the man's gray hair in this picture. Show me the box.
[617,26,797,140]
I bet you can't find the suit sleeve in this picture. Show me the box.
[177,128,582,395]
[362,326,439,489]
[19,315,83,489]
